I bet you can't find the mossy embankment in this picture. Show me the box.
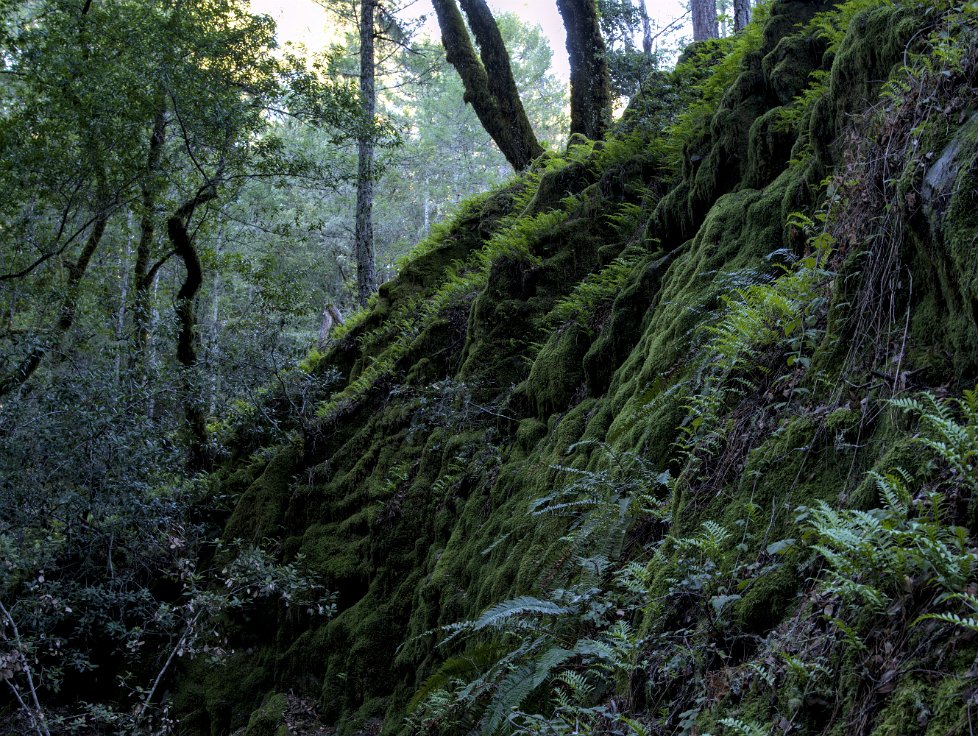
[175,1,978,734]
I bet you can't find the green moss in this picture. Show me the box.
[516,418,547,453]
[743,106,798,188]
[762,32,825,106]
[826,4,922,141]
[244,692,289,736]
[826,406,861,437]
[910,112,978,380]
[524,323,590,417]
[224,441,302,542]
[173,653,272,736]
[870,673,971,736]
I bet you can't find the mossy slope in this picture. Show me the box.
[175,2,978,734]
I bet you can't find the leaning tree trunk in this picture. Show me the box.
[734,0,751,32]
[458,0,543,162]
[556,0,613,140]
[318,302,345,349]
[354,0,378,308]
[430,0,543,171]
[691,0,719,41]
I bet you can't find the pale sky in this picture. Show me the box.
[249,0,689,80]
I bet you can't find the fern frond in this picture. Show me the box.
[915,612,978,632]
[470,596,573,632]
[481,646,573,735]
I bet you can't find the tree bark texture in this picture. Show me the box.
[556,0,612,140]
[355,0,378,308]
[430,0,543,171]
[691,0,719,41]
[734,0,752,32]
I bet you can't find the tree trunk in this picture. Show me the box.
[430,0,543,171]
[355,0,378,308]
[734,0,751,32]
[145,270,160,419]
[318,303,345,349]
[0,209,110,397]
[556,0,612,140]
[115,213,133,383]
[638,0,653,54]
[458,0,543,160]
[206,227,223,415]
[133,107,167,366]
[691,0,719,41]
[168,186,217,472]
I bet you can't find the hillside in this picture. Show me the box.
[175,1,978,734]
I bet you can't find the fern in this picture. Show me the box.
[481,645,574,736]
[891,387,978,492]
[532,444,670,566]
[470,597,574,633]
[540,250,645,332]
[916,592,978,632]
[412,439,667,736]
[407,645,504,713]
[774,69,830,134]
[717,717,768,736]
[805,468,976,632]
[808,0,894,54]
[675,237,834,489]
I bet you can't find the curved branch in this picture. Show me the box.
[168,184,218,470]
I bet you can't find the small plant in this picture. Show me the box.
[409,443,670,736]
[665,1,773,164]
[917,591,978,632]
[541,250,645,333]
[705,237,832,377]
[891,386,978,494]
[808,0,894,55]
[532,442,671,562]
[655,513,775,632]
[775,70,830,135]
[714,717,768,736]
[674,229,834,491]
[803,469,975,626]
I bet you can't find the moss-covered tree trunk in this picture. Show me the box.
[355,0,378,307]
[431,0,543,171]
[692,0,719,41]
[556,0,612,140]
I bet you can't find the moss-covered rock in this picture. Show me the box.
[243,693,289,736]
